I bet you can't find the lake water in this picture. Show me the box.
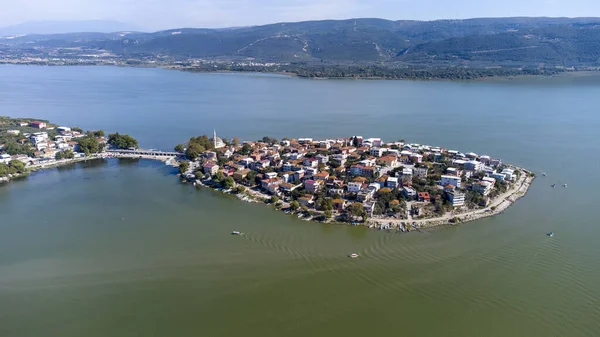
[1,65,599,337]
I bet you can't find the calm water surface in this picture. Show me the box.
[1,65,599,337]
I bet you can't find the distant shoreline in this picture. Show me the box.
[1,60,591,82]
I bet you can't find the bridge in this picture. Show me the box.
[105,149,181,157]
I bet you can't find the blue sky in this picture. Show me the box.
[2,0,600,31]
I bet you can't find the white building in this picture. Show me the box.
[29,132,48,144]
[501,168,515,180]
[347,182,363,193]
[369,147,384,157]
[447,191,465,207]
[472,181,493,196]
[368,183,381,192]
[0,153,11,164]
[441,175,462,188]
[264,172,278,179]
[315,154,329,164]
[7,130,20,135]
[213,130,226,149]
[364,138,383,147]
[386,177,399,188]
[402,186,417,199]
[414,167,428,178]
[35,142,48,151]
[239,158,254,168]
[464,160,483,172]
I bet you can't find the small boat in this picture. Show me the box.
[563,184,567,188]
[231,231,241,235]
[547,232,554,237]
[348,253,359,258]
[551,184,556,188]
[542,172,546,176]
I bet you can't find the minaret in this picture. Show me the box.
[213,129,217,149]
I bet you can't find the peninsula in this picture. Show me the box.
[0,116,147,182]
[175,132,534,228]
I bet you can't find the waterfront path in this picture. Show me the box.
[372,172,533,228]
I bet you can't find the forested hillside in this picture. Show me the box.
[3,17,600,67]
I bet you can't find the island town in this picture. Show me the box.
[1,116,534,229]
[175,130,535,228]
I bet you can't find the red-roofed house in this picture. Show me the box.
[418,192,431,202]
[29,121,47,129]
[203,162,219,175]
[314,171,330,181]
[304,179,323,193]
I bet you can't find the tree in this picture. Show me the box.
[174,144,185,152]
[214,171,225,183]
[434,199,445,215]
[178,161,190,175]
[72,127,83,133]
[186,142,204,160]
[223,176,235,189]
[239,143,252,155]
[8,160,25,174]
[348,202,366,218]
[0,163,9,177]
[55,150,74,160]
[290,200,300,211]
[93,130,105,137]
[245,170,257,185]
[232,137,240,146]
[270,195,279,204]
[235,185,246,194]
[324,210,333,219]
[195,170,204,179]
[77,136,100,155]
[108,133,138,150]
[317,197,333,211]
[2,141,30,155]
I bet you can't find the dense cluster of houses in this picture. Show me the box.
[0,121,106,166]
[188,135,516,218]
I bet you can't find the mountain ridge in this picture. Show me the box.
[2,17,600,68]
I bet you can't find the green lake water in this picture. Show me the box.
[0,66,599,337]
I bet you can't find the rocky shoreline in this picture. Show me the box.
[185,168,534,230]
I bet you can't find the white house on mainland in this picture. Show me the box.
[441,175,462,188]
[447,191,466,207]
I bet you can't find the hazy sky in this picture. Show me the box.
[2,0,600,31]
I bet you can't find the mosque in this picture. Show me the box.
[213,129,226,149]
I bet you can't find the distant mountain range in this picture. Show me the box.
[0,20,141,36]
[3,17,600,67]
